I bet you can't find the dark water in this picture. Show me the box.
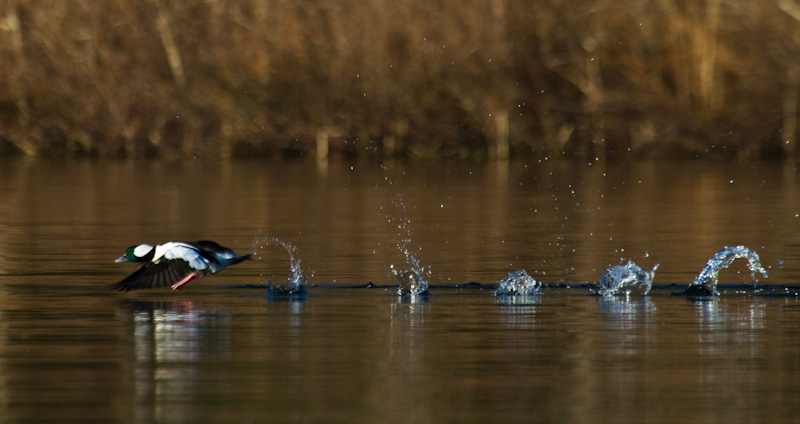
[2,158,800,423]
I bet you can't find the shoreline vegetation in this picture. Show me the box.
[1,1,800,160]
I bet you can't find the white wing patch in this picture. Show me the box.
[155,242,209,271]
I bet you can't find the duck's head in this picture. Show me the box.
[115,244,154,262]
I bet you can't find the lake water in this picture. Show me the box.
[1,158,800,423]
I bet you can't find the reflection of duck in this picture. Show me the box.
[111,241,252,292]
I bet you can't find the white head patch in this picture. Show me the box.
[133,244,154,257]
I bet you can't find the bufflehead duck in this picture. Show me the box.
[111,241,252,292]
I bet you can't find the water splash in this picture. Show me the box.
[494,269,542,296]
[597,260,658,297]
[684,245,768,296]
[383,168,430,296]
[262,237,307,297]
[392,256,429,296]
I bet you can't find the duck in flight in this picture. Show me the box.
[111,241,252,292]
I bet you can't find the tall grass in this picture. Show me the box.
[1,0,798,159]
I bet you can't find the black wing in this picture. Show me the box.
[110,260,197,292]
[192,240,252,266]
[193,240,237,258]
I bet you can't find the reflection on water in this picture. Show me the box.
[2,159,800,422]
[690,298,769,358]
[598,297,657,357]
[598,296,657,317]
[124,301,232,422]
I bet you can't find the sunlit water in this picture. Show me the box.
[2,159,800,423]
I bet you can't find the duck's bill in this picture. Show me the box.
[115,256,129,263]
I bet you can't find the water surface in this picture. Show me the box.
[1,159,800,423]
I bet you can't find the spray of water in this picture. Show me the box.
[258,237,307,296]
[383,168,430,296]
[494,269,542,296]
[394,269,423,295]
[684,245,768,296]
[597,260,659,297]
[392,256,429,295]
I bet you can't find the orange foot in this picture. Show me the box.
[171,274,204,290]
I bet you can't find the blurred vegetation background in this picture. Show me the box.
[1,0,800,159]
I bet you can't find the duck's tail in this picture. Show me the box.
[223,253,253,267]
